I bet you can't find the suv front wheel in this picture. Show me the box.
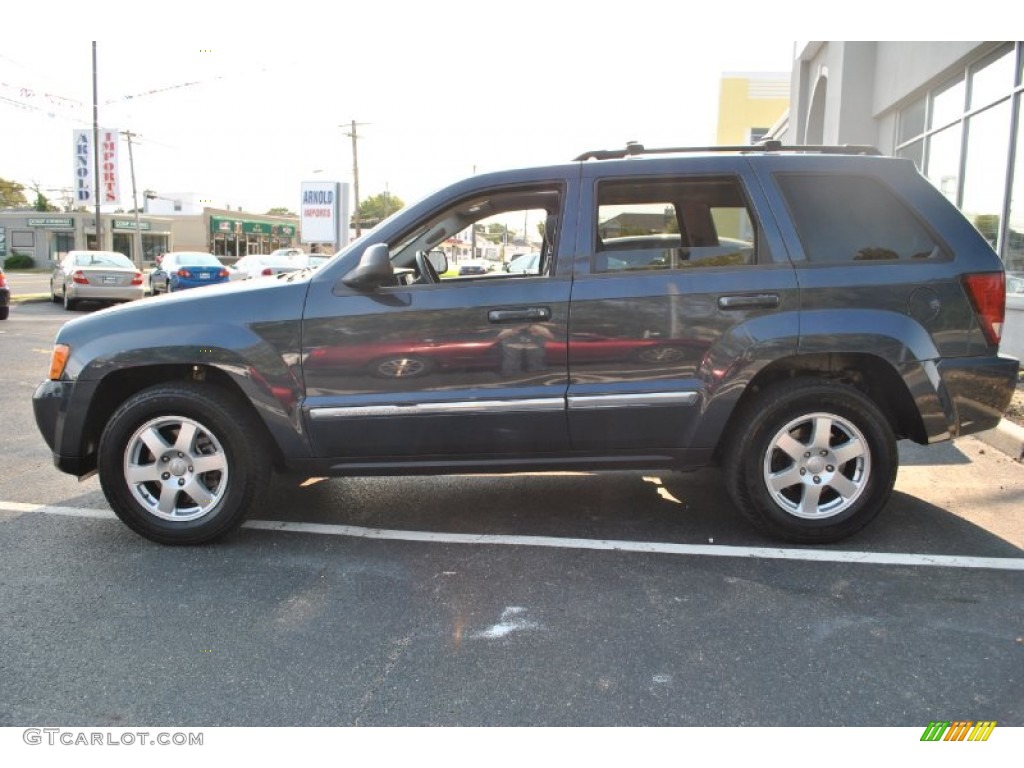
[724,380,897,543]
[98,382,271,544]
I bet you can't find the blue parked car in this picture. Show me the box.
[150,252,230,294]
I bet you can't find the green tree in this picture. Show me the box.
[0,178,28,208]
[355,191,405,227]
[33,192,59,212]
[266,207,295,216]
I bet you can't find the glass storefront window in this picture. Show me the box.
[897,140,924,172]
[50,232,74,264]
[970,47,1014,110]
[961,100,1011,250]
[925,124,962,203]
[142,234,168,263]
[1006,100,1024,271]
[899,97,926,143]
[930,76,965,129]
[112,233,131,259]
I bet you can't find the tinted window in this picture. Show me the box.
[594,177,759,273]
[777,174,941,263]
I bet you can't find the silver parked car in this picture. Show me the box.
[50,250,145,311]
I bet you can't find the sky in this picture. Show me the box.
[0,3,993,216]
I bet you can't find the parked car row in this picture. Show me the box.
[49,249,330,311]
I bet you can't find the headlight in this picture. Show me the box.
[48,344,70,380]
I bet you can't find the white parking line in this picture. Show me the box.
[3,500,1024,571]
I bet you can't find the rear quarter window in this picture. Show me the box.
[776,174,944,263]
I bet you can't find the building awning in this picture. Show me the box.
[210,215,295,237]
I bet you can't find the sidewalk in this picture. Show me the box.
[976,419,1024,462]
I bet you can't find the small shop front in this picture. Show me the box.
[209,215,298,260]
[0,213,170,267]
[109,219,170,264]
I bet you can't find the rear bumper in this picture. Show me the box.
[938,355,1020,438]
[67,284,145,302]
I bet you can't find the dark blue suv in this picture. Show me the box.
[33,143,1019,545]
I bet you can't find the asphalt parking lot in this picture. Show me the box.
[1,299,1022,728]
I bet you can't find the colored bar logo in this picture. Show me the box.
[920,721,997,741]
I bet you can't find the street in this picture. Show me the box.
[1,300,1022,727]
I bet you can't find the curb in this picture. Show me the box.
[975,419,1024,462]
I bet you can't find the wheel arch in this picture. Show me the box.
[712,352,928,460]
[80,364,290,474]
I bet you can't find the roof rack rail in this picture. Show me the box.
[573,140,882,161]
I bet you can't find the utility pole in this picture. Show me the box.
[341,120,367,237]
[92,42,101,250]
[122,130,143,268]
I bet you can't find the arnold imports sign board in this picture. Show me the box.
[300,181,349,246]
[73,128,121,205]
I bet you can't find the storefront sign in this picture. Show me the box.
[72,128,120,205]
[112,219,152,231]
[27,217,74,228]
[210,216,291,236]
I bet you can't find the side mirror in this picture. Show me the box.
[342,243,394,290]
[427,249,448,276]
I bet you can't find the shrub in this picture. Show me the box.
[4,253,35,269]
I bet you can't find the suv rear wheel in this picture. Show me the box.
[97,382,271,544]
[724,380,897,543]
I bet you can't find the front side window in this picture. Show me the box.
[389,186,562,282]
[593,177,759,273]
[777,174,942,263]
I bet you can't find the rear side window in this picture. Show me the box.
[777,174,942,263]
[594,177,761,272]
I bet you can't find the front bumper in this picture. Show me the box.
[33,379,98,476]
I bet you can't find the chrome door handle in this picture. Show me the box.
[717,294,780,310]
[488,307,551,323]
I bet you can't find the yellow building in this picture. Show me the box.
[713,72,789,240]
[716,72,790,146]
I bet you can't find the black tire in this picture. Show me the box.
[97,382,272,545]
[723,379,897,543]
[0,306,8,320]
[63,286,77,311]
[51,280,61,303]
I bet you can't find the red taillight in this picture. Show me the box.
[218,269,229,278]
[261,268,273,276]
[72,270,89,284]
[177,268,193,278]
[0,272,7,288]
[131,272,143,286]
[962,273,1006,345]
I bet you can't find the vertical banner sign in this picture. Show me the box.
[73,130,94,206]
[99,128,120,204]
[73,128,120,205]
[300,181,349,246]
